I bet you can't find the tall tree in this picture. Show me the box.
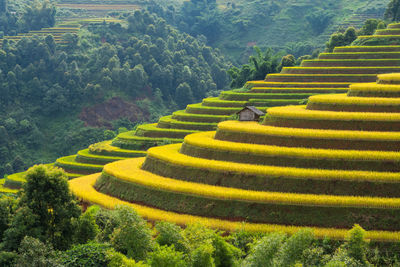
[385,0,400,21]
[2,165,81,250]
[0,0,7,14]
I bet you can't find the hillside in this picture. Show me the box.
[70,71,400,243]
[0,9,230,178]
[54,0,389,62]
[7,24,400,243]
[5,22,399,185]
[147,0,390,61]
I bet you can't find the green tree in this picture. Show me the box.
[74,206,100,244]
[385,0,400,22]
[147,245,187,267]
[243,233,286,267]
[0,196,16,240]
[15,236,62,267]
[111,206,153,261]
[175,82,194,108]
[345,225,369,265]
[274,229,315,267]
[155,222,188,253]
[61,242,110,267]
[306,9,333,35]
[2,165,81,250]
[358,19,384,35]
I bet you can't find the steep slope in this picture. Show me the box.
[7,23,400,192]
[71,73,400,241]
[42,23,400,179]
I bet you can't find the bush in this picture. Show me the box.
[106,249,145,267]
[146,245,187,267]
[345,225,369,265]
[74,206,100,244]
[243,233,286,267]
[110,206,153,261]
[16,236,62,267]
[61,242,110,267]
[191,243,215,267]
[273,229,315,267]
[155,222,188,253]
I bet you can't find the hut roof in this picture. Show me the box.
[236,106,265,116]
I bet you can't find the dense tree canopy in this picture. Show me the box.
[0,0,55,36]
[0,9,230,178]
[385,0,400,21]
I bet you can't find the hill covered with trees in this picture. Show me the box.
[0,6,231,177]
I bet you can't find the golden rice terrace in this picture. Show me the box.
[70,73,400,242]
[24,22,400,181]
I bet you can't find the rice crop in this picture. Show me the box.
[68,174,400,241]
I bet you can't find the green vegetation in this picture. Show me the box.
[147,0,389,62]
[0,0,56,36]
[0,7,230,178]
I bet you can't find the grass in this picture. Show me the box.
[135,123,199,138]
[266,105,400,122]
[202,97,247,107]
[158,116,218,131]
[281,66,400,74]
[55,155,104,174]
[112,131,183,150]
[377,73,400,83]
[184,131,400,164]
[219,120,400,141]
[97,171,400,230]
[348,82,400,97]
[171,110,229,123]
[246,81,352,88]
[319,52,400,59]
[76,149,127,165]
[333,46,400,52]
[88,141,147,157]
[185,103,242,115]
[97,157,400,229]
[145,143,400,187]
[301,59,400,67]
[308,94,400,105]
[220,91,317,100]
[0,180,18,194]
[69,174,400,241]
[265,73,376,83]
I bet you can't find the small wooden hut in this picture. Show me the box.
[236,106,265,121]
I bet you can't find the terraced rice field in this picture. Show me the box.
[0,27,80,46]
[70,73,400,241]
[9,22,400,184]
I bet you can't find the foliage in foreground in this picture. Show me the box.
[0,165,398,266]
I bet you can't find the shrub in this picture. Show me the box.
[106,249,145,267]
[61,242,110,267]
[74,205,100,244]
[191,243,215,267]
[155,222,188,253]
[345,225,369,265]
[242,233,286,267]
[273,229,315,267]
[16,236,62,267]
[110,205,153,261]
[146,245,187,267]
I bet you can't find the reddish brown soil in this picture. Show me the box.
[79,97,149,128]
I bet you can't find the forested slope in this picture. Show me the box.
[146,0,390,61]
[0,9,230,177]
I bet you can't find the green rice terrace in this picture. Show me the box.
[5,20,400,242]
[8,22,400,181]
[6,23,400,189]
[68,73,400,241]
[0,17,123,47]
